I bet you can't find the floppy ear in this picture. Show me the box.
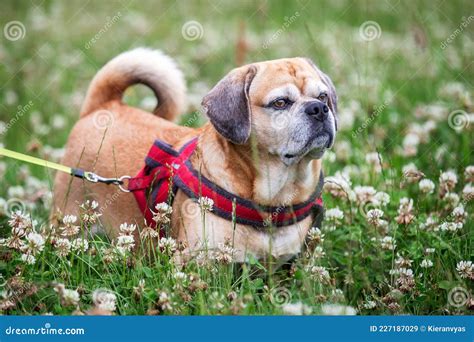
[303,58,338,129]
[202,65,257,144]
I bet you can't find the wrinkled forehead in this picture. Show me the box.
[250,58,326,103]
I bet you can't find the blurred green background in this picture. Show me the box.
[0,0,473,183]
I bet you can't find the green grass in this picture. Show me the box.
[0,0,472,315]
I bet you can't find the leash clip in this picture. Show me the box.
[83,172,131,193]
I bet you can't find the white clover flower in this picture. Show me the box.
[362,300,377,310]
[443,192,460,207]
[8,210,33,231]
[173,271,188,282]
[79,200,102,225]
[54,284,80,307]
[420,259,433,268]
[55,238,71,257]
[395,255,413,268]
[439,170,458,190]
[354,186,377,203]
[398,268,414,277]
[7,185,25,199]
[380,236,396,251]
[21,253,36,265]
[214,242,235,264]
[321,303,357,315]
[365,152,382,172]
[158,237,177,255]
[155,202,172,213]
[309,266,330,283]
[324,172,353,200]
[402,163,418,175]
[325,207,344,221]
[323,151,336,163]
[464,165,474,182]
[115,235,135,253]
[373,191,390,206]
[456,260,473,279]
[402,133,420,157]
[366,209,384,226]
[92,289,117,312]
[439,222,463,232]
[419,179,435,194]
[63,289,80,306]
[313,246,325,258]
[396,197,414,224]
[462,183,473,201]
[363,300,377,309]
[307,227,324,244]
[71,238,89,252]
[282,302,313,315]
[61,215,80,237]
[452,205,467,224]
[324,207,344,231]
[198,197,214,211]
[419,216,438,231]
[23,232,45,255]
[152,203,173,224]
[119,223,137,235]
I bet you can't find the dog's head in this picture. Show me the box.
[202,58,337,166]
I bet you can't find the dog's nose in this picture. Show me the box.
[305,101,329,121]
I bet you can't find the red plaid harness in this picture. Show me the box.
[128,137,324,235]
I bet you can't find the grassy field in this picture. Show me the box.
[0,0,472,315]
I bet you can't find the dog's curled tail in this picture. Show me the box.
[80,48,186,121]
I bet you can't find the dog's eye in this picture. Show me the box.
[318,93,328,103]
[270,98,291,110]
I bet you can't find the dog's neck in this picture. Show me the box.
[195,125,322,206]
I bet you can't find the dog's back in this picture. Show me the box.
[52,48,193,233]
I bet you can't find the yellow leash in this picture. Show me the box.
[0,147,131,192]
